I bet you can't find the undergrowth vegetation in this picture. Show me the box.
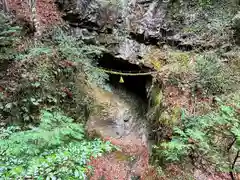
[155,99,240,178]
[0,12,113,179]
[0,23,109,125]
[0,110,114,179]
[148,49,240,178]
[0,12,21,63]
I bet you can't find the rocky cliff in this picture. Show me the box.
[56,0,239,66]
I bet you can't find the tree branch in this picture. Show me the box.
[230,150,239,180]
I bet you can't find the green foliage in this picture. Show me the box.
[164,53,238,97]
[160,139,191,162]
[0,27,111,124]
[0,12,21,62]
[52,29,110,90]
[0,126,21,139]
[15,44,53,61]
[161,52,235,96]
[194,55,232,95]
[156,99,240,172]
[0,110,115,179]
[0,57,58,123]
[198,0,213,7]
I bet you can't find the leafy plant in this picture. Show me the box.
[15,45,53,61]
[0,11,21,62]
[52,29,110,90]
[0,26,111,124]
[194,55,232,95]
[198,0,213,7]
[160,139,191,162]
[155,99,240,176]
[0,110,115,179]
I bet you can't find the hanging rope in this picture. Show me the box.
[96,67,158,76]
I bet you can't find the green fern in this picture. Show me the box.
[158,99,240,172]
[15,45,53,61]
[161,140,192,161]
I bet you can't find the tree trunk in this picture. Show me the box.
[2,0,9,13]
[28,0,41,41]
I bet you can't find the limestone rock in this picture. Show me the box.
[84,83,148,145]
[56,0,239,70]
[56,0,121,31]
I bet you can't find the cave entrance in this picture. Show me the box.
[97,53,152,103]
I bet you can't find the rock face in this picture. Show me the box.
[56,0,121,31]
[55,0,240,83]
[58,0,240,146]
[74,72,148,144]
[57,0,239,62]
[85,83,148,145]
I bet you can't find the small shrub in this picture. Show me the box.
[194,55,232,95]
[52,29,110,90]
[1,27,111,124]
[0,12,21,62]
[0,110,115,179]
[155,99,240,174]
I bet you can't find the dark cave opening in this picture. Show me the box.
[97,53,152,103]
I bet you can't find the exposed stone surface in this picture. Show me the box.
[56,0,121,31]
[85,83,148,144]
[57,0,239,68]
